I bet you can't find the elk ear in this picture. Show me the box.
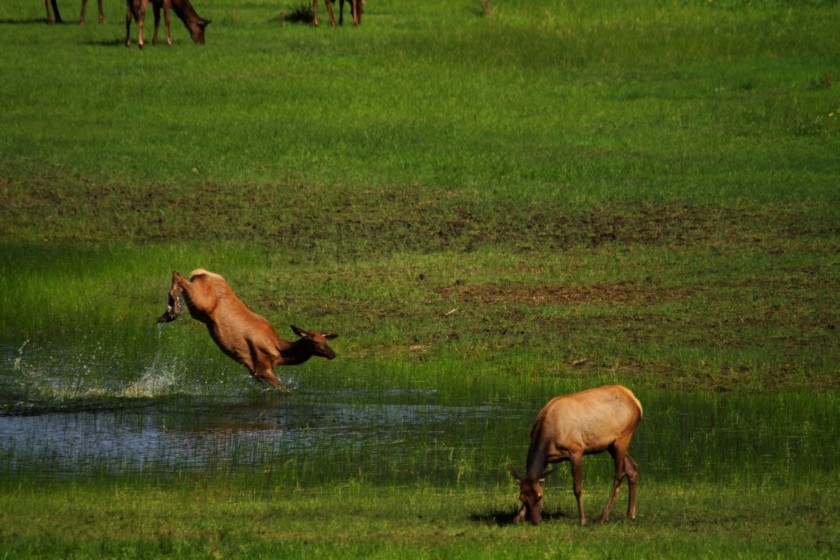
[290,325,305,338]
[508,464,524,482]
[325,333,338,340]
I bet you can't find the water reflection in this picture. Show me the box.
[0,393,518,481]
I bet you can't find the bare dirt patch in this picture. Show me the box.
[435,282,671,306]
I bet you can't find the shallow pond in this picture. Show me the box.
[0,391,522,484]
[1,340,836,488]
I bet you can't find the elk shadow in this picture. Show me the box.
[81,38,126,47]
[470,510,571,527]
[0,18,52,25]
[276,5,314,25]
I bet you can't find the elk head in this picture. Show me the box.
[508,464,555,524]
[188,18,211,44]
[290,325,338,360]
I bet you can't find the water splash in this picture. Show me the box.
[3,332,194,410]
[12,339,29,371]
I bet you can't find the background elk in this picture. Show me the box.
[44,0,104,25]
[125,0,210,49]
[508,385,642,525]
[312,0,363,28]
[157,269,338,391]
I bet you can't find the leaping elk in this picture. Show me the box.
[157,269,338,391]
[125,0,210,49]
[509,385,642,525]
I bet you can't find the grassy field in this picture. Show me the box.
[0,0,838,558]
[1,480,836,559]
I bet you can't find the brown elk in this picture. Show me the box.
[157,269,338,391]
[312,0,363,28]
[125,0,209,49]
[508,385,642,525]
[44,0,104,25]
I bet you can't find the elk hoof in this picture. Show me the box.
[157,306,181,324]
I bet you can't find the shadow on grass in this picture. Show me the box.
[0,18,52,25]
[470,510,571,527]
[81,38,127,47]
[276,4,314,25]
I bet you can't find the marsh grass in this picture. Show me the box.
[4,233,835,398]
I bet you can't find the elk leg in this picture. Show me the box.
[125,2,132,46]
[325,0,337,27]
[254,367,291,392]
[152,1,160,44]
[340,0,360,26]
[152,1,171,45]
[157,289,182,323]
[248,343,291,392]
[157,271,187,323]
[624,454,639,520]
[163,0,172,45]
[598,445,628,523]
[48,0,63,24]
[513,504,526,524]
[136,2,147,49]
[570,454,586,525]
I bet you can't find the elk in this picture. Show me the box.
[125,0,210,49]
[157,269,338,391]
[44,0,104,25]
[508,385,642,525]
[312,0,363,28]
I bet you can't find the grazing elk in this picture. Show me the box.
[125,0,209,49]
[312,0,363,28]
[508,385,642,525]
[157,269,338,391]
[44,0,104,25]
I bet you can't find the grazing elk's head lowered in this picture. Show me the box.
[125,0,210,49]
[157,269,337,391]
[509,385,642,525]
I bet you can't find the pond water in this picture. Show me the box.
[0,394,519,478]
[1,340,836,487]
[0,339,532,484]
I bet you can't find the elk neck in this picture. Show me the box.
[276,337,315,365]
[525,440,549,479]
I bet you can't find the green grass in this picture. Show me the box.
[0,478,837,559]
[1,0,839,557]
[1,1,838,201]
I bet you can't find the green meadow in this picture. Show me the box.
[0,0,838,558]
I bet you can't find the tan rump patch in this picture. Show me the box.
[189,269,225,281]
